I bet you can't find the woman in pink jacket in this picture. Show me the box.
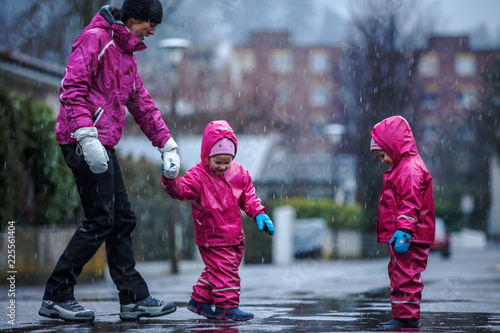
[39,0,179,323]
[161,120,275,321]
[370,116,435,329]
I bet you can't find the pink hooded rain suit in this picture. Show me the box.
[371,116,435,319]
[161,120,266,308]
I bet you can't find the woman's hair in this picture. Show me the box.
[109,0,163,24]
[110,7,126,22]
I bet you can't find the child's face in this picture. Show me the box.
[209,154,233,176]
[373,150,394,166]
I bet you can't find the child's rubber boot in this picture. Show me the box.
[187,298,215,319]
[214,307,254,321]
[378,318,420,328]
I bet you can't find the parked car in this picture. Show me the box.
[294,218,330,259]
[431,217,450,258]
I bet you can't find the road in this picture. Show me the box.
[1,246,499,332]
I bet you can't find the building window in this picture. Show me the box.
[309,50,331,73]
[237,49,255,73]
[309,84,331,107]
[269,50,293,74]
[274,83,292,106]
[457,88,476,109]
[421,122,440,141]
[421,92,439,109]
[455,53,476,77]
[418,53,439,77]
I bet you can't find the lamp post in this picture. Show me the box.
[324,123,345,202]
[158,38,191,274]
[158,38,191,137]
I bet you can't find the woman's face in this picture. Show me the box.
[127,19,158,41]
[209,154,233,176]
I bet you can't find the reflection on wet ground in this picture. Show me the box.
[3,287,500,333]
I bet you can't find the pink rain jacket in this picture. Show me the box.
[55,7,170,148]
[371,116,435,245]
[161,120,266,247]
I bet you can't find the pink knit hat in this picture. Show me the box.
[210,138,235,157]
[370,137,382,151]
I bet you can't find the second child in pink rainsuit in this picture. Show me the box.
[370,116,435,329]
[161,120,275,321]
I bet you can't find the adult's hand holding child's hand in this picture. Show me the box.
[159,137,180,179]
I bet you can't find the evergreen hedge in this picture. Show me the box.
[0,89,80,226]
[262,197,364,231]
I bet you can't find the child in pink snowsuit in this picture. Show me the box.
[161,120,275,321]
[370,116,435,329]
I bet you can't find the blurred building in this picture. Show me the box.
[412,35,500,233]
[158,31,343,153]
[413,36,498,156]
[231,31,343,153]
[0,50,62,112]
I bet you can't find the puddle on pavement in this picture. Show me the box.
[267,288,500,332]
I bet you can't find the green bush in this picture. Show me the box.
[434,198,464,233]
[0,89,80,226]
[262,197,364,231]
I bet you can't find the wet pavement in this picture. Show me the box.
[1,246,500,332]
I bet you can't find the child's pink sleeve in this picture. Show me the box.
[240,169,266,219]
[161,171,200,201]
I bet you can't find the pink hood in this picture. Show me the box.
[371,116,418,167]
[161,121,265,247]
[55,6,170,148]
[371,116,435,245]
[200,120,238,165]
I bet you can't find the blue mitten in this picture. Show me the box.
[389,229,411,254]
[256,214,275,236]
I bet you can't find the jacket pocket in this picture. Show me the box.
[61,144,83,169]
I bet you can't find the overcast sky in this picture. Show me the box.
[431,0,499,35]
[332,0,500,36]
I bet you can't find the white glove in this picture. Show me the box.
[72,127,109,174]
[159,137,180,179]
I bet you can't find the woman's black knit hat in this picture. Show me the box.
[121,0,163,24]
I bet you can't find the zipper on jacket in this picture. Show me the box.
[93,107,104,126]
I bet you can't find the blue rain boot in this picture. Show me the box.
[214,307,254,321]
[187,298,215,319]
[378,318,420,328]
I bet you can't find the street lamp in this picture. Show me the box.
[324,123,345,203]
[158,38,191,137]
[158,38,191,274]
